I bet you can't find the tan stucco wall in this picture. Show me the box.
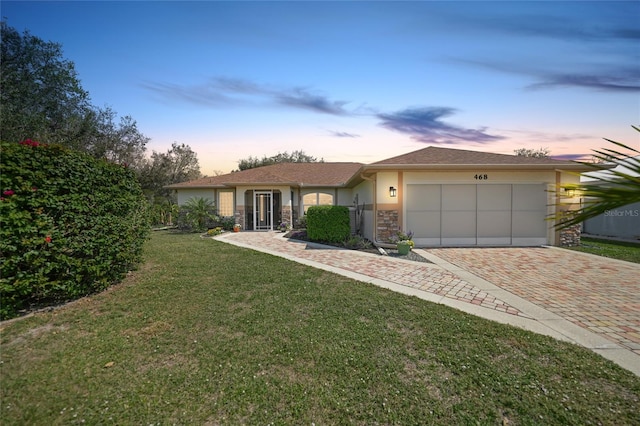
[352,180,374,205]
[403,170,558,184]
[371,169,583,246]
[376,172,399,204]
[176,189,216,206]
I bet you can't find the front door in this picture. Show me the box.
[254,191,273,231]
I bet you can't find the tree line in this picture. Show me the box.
[0,22,200,222]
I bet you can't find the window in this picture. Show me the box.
[218,191,234,217]
[303,192,333,213]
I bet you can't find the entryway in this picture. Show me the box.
[244,190,282,231]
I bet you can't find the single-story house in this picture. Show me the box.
[166,146,593,247]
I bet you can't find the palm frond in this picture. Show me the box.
[553,126,640,229]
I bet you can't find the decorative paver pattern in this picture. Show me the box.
[428,247,640,355]
[222,232,524,316]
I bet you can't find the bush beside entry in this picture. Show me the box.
[0,141,150,319]
[306,205,350,243]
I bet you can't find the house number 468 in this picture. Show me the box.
[474,174,488,180]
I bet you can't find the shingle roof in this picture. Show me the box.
[168,146,593,189]
[166,162,364,189]
[371,146,581,166]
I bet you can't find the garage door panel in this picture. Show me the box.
[478,185,511,210]
[414,237,442,246]
[477,211,511,237]
[512,211,547,237]
[406,184,440,211]
[513,184,546,210]
[442,211,476,238]
[406,211,440,237]
[442,185,476,210]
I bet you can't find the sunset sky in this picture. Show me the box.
[3,1,639,175]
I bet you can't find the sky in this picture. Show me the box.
[3,1,639,175]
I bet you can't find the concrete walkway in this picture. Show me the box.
[216,231,640,376]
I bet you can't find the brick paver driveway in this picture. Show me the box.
[427,247,640,356]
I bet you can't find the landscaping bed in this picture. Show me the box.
[285,230,431,263]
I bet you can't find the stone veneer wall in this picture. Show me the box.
[559,224,581,247]
[235,208,245,230]
[377,210,399,242]
[281,205,292,229]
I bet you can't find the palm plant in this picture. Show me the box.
[554,126,640,229]
[181,197,218,232]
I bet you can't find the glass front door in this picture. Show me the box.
[253,191,273,231]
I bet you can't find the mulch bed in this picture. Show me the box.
[284,230,431,263]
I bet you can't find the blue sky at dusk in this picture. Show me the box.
[3,1,639,174]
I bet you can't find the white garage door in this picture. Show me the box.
[406,184,548,246]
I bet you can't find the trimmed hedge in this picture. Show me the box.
[306,205,350,243]
[0,140,150,319]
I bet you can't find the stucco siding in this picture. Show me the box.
[176,189,216,206]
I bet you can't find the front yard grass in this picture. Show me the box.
[567,236,640,263]
[1,232,639,424]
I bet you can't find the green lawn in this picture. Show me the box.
[567,236,640,263]
[1,232,639,424]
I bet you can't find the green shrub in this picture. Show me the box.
[296,214,307,229]
[306,205,350,243]
[220,216,236,231]
[177,197,218,232]
[0,140,150,319]
[344,235,373,250]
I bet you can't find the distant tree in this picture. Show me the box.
[0,22,91,145]
[514,147,550,158]
[138,142,201,201]
[553,126,640,229]
[237,150,322,171]
[80,106,149,166]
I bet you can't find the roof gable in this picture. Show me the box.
[372,146,578,166]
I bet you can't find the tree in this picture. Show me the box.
[178,197,218,232]
[1,22,149,165]
[237,150,322,171]
[514,147,550,158]
[73,106,149,166]
[0,22,91,145]
[554,126,640,229]
[138,142,201,199]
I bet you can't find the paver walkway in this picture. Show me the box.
[428,247,640,356]
[217,232,640,375]
[221,231,523,315]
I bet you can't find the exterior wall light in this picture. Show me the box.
[561,187,578,198]
[389,186,397,197]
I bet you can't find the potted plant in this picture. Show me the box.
[396,240,412,255]
[392,229,414,255]
[233,224,242,232]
